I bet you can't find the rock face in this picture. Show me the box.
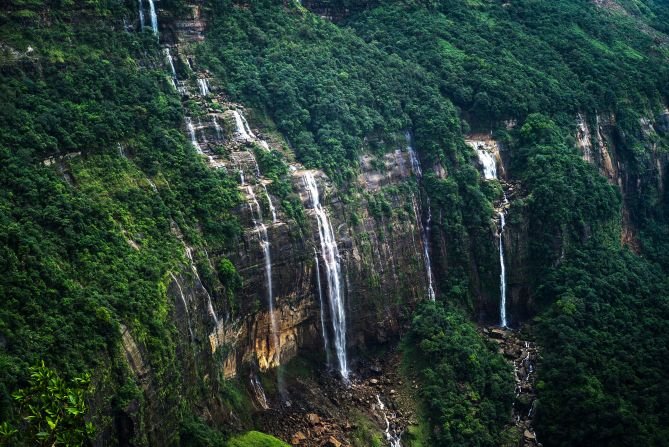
[575,111,669,251]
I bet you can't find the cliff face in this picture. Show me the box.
[575,110,669,251]
[109,4,435,443]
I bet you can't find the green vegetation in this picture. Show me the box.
[0,362,93,447]
[226,431,290,447]
[406,302,514,447]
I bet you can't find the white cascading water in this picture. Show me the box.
[246,185,280,367]
[138,0,145,30]
[232,110,256,141]
[314,250,332,368]
[164,48,177,79]
[406,131,422,178]
[406,132,436,301]
[148,0,158,34]
[412,196,436,301]
[261,183,277,223]
[498,209,507,327]
[169,272,194,341]
[185,117,202,153]
[197,78,210,97]
[475,148,497,180]
[303,172,348,380]
[250,373,270,410]
[375,395,402,447]
[213,116,222,140]
[184,245,218,325]
[474,146,508,326]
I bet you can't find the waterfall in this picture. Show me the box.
[164,48,177,79]
[262,184,277,223]
[406,132,435,301]
[303,172,348,380]
[184,245,218,325]
[148,0,158,34]
[232,110,256,141]
[250,373,270,410]
[314,251,332,368]
[375,395,403,447]
[197,78,210,97]
[475,148,497,180]
[412,197,436,301]
[406,131,422,178]
[213,116,222,140]
[498,209,507,327]
[185,117,202,153]
[138,0,145,30]
[170,272,194,342]
[246,185,279,367]
[471,143,508,326]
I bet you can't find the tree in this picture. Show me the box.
[0,362,94,447]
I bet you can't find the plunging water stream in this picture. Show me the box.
[474,146,508,326]
[185,117,201,153]
[303,172,348,380]
[375,395,403,447]
[147,0,158,34]
[406,132,435,301]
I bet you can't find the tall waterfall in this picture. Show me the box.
[138,0,145,30]
[148,0,158,34]
[473,145,508,326]
[314,251,332,368]
[412,197,436,301]
[303,172,348,380]
[498,204,508,327]
[406,132,436,301]
[246,185,279,366]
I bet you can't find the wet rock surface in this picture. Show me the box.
[256,352,412,447]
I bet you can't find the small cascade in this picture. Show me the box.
[232,110,256,141]
[213,116,222,140]
[303,172,348,381]
[170,272,194,342]
[375,395,403,447]
[261,183,277,223]
[185,117,202,153]
[164,48,177,79]
[138,0,145,30]
[246,185,280,368]
[314,250,332,368]
[197,78,210,97]
[475,148,497,180]
[148,0,158,34]
[406,131,422,178]
[250,373,270,410]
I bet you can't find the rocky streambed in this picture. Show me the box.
[255,352,414,447]
[483,326,541,447]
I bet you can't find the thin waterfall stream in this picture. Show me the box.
[303,172,348,381]
[406,132,435,301]
[473,145,508,326]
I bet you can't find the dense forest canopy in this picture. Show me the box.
[1,0,669,446]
